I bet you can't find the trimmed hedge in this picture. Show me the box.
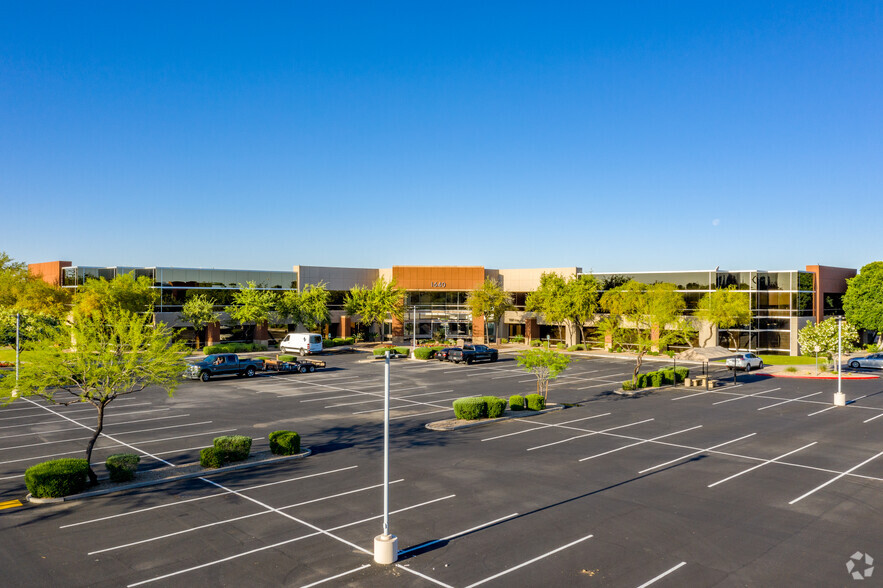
[106,453,140,483]
[483,396,507,418]
[214,435,252,462]
[200,447,224,469]
[269,430,301,455]
[525,394,545,411]
[453,397,487,420]
[25,459,90,498]
[509,394,525,411]
[322,337,356,348]
[203,342,267,355]
[623,367,691,390]
[413,347,435,360]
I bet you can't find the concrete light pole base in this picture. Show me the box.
[834,392,846,406]
[374,534,398,564]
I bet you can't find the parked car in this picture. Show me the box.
[184,354,264,382]
[726,352,764,372]
[435,347,461,361]
[280,333,323,356]
[447,345,499,364]
[848,353,883,369]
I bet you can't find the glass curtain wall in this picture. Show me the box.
[403,292,472,341]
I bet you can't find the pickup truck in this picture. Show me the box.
[184,354,264,382]
[447,345,499,364]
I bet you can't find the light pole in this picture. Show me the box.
[834,317,846,406]
[374,351,398,563]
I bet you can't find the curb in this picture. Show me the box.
[425,405,565,431]
[765,372,878,380]
[26,449,312,503]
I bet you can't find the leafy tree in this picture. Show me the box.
[299,282,331,332]
[600,280,686,384]
[225,281,278,339]
[0,308,60,346]
[0,251,70,317]
[344,277,405,342]
[73,272,158,321]
[843,262,883,348]
[0,310,188,484]
[798,318,859,362]
[516,348,571,399]
[467,278,513,342]
[526,273,601,346]
[695,286,752,348]
[179,294,219,349]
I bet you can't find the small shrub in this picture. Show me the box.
[637,373,649,388]
[531,340,542,347]
[484,396,507,418]
[622,380,636,391]
[414,347,435,360]
[510,335,525,343]
[105,453,140,483]
[525,394,545,411]
[555,342,566,349]
[373,347,396,356]
[509,394,525,410]
[453,397,487,420]
[674,366,690,382]
[24,459,90,498]
[213,435,252,462]
[500,338,509,344]
[200,447,224,469]
[394,346,410,355]
[651,371,664,387]
[785,366,798,373]
[269,430,301,455]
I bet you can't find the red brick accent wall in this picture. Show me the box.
[28,261,71,286]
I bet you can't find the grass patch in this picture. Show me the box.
[758,355,817,365]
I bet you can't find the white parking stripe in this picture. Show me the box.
[0,414,191,440]
[0,421,213,452]
[807,406,837,417]
[481,414,611,442]
[300,385,426,403]
[0,403,154,422]
[398,512,519,556]
[864,413,883,423]
[390,408,452,420]
[638,433,756,474]
[757,392,823,411]
[351,398,459,415]
[707,442,817,487]
[635,561,687,588]
[326,389,453,408]
[527,419,654,452]
[712,387,780,405]
[789,449,883,505]
[579,426,704,462]
[297,565,372,588]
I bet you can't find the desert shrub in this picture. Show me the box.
[269,430,301,455]
[24,459,90,498]
[453,397,487,420]
[510,335,525,343]
[105,454,140,483]
[213,435,252,462]
[200,447,224,469]
[500,338,508,344]
[636,373,649,388]
[413,347,435,360]
[555,343,566,349]
[785,366,798,373]
[531,340,542,347]
[622,380,636,391]
[525,394,545,411]
[483,396,507,418]
[509,394,525,410]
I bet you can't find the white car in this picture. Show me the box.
[280,333,323,356]
[726,352,764,372]
[848,353,883,370]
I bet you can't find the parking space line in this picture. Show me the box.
[297,564,372,588]
[352,398,458,415]
[398,512,519,557]
[807,406,837,417]
[0,421,214,452]
[638,433,756,474]
[462,533,594,588]
[636,561,687,588]
[60,466,360,528]
[707,442,818,488]
[302,385,427,404]
[672,385,743,401]
[326,389,453,408]
[0,403,154,423]
[757,392,823,411]
[576,380,624,390]
[0,414,191,441]
[481,414,611,442]
[712,387,780,405]
[527,419,655,452]
[390,408,452,420]
[789,449,883,505]
[864,413,883,423]
[125,492,455,587]
[579,426,703,462]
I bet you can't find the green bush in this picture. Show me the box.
[24,459,90,498]
[622,380,636,391]
[509,394,525,410]
[675,367,690,381]
[453,397,487,420]
[483,396,507,418]
[200,447,224,469]
[651,371,663,387]
[500,338,509,344]
[394,346,410,355]
[105,454,140,483]
[511,335,525,343]
[269,430,301,455]
[525,394,545,411]
[637,373,648,388]
[555,342,566,349]
[373,347,396,356]
[531,340,542,347]
[203,342,267,355]
[413,347,435,360]
[213,435,252,462]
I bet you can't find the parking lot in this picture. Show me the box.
[1,351,881,587]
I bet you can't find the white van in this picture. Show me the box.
[280,333,323,356]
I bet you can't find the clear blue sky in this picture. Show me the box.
[2,2,880,273]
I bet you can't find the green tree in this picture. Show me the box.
[798,318,859,362]
[526,273,600,346]
[843,262,883,348]
[298,282,331,332]
[467,278,513,342]
[600,280,686,384]
[0,308,60,346]
[0,310,188,484]
[73,272,158,321]
[0,252,70,317]
[695,286,752,348]
[179,294,219,350]
[516,348,572,399]
[344,277,405,342]
[225,282,279,340]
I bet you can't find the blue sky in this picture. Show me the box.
[2,2,880,273]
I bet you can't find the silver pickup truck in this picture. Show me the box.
[184,354,264,382]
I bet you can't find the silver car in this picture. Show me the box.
[726,352,764,372]
[848,353,883,369]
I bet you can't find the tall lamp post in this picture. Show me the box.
[834,317,846,406]
[374,351,398,563]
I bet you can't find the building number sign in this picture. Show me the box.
[431,282,447,288]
